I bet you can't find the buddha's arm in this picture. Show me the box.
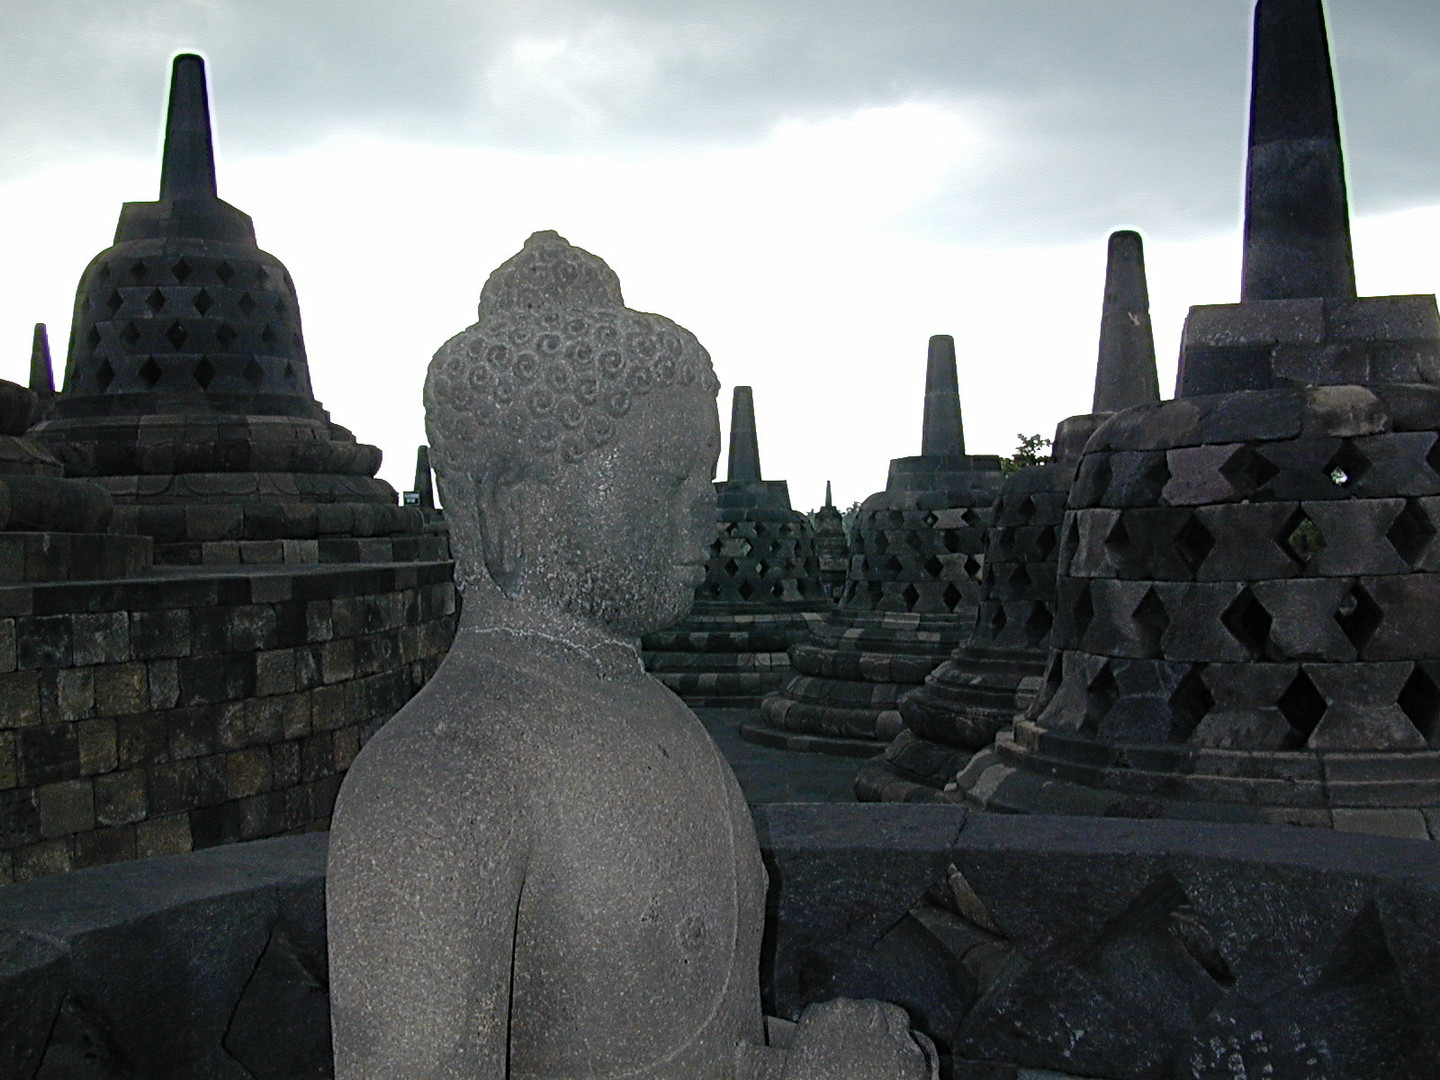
[738,1000,936,1080]
[329,783,527,1080]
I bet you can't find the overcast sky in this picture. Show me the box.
[3,0,1440,508]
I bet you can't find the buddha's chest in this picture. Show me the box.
[509,692,766,1076]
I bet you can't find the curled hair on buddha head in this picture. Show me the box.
[425,231,719,492]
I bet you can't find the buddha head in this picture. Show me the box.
[425,231,721,638]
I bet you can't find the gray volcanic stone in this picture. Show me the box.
[954,0,1440,834]
[861,232,1161,801]
[756,336,1005,746]
[641,386,827,708]
[328,231,934,1079]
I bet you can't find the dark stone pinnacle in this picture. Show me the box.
[824,480,833,509]
[1241,0,1356,302]
[921,334,965,458]
[159,54,218,202]
[1092,230,1159,414]
[412,446,435,510]
[29,323,53,401]
[727,385,761,482]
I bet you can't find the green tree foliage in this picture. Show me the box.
[1001,433,1052,476]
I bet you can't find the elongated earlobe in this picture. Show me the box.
[478,466,525,598]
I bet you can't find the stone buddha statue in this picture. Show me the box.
[327,231,935,1080]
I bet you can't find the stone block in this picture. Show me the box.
[1192,503,1299,580]
[227,604,278,652]
[148,759,201,816]
[1364,576,1440,660]
[169,705,223,759]
[1330,807,1431,840]
[19,725,78,787]
[71,612,131,666]
[15,615,72,669]
[73,824,137,869]
[0,788,40,848]
[226,748,272,799]
[129,609,191,661]
[1163,444,1245,506]
[93,769,147,827]
[1199,388,1304,444]
[0,619,15,675]
[115,715,168,769]
[1306,663,1424,751]
[148,659,180,710]
[135,812,192,857]
[299,734,332,783]
[93,663,149,716]
[332,726,360,771]
[279,693,311,740]
[36,779,94,839]
[320,639,355,685]
[1160,584,1253,663]
[0,731,14,789]
[1249,579,1358,662]
[12,838,70,882]
[271,740,300,789]
[76,718,118,776]
[54,666,95,722]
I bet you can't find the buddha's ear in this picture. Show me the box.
[477,462,525,598]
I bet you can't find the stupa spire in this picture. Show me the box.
[412,446,436,510]
[726,385,762,482]
[29,323,54,400]
[158,54,218,201]
[1240,0,1355,301]
[824,481,833,509]
[1092,231,1160,413]
[920,334,965,457]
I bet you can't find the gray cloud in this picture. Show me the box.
[2,0,1437,245]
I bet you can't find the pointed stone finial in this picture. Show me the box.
[825,480,834,509]
[726,385,762,482]
[921,335,965,457]
[412,446,436,510]
[1093,231,1160,413]
[1241,0,1355,301]
[29,323,54,400]
[159,54,218,201]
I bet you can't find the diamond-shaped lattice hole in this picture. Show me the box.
[138,357,163,387]
[1220,444,1279,497]
[1398,665,1440,744]
[275,297,288,315]
[989,605,1008,634]
[119,322,140,346]
[1133,588,1170,656]
[1025,604,1054,647]
[962,509,984,527]
[1221,588,1272,659]
[1335,584,1383,653]
[165,321,188,350]
[1169,664,1214,741]
[193,357,216,389]
[171,257,192,283]
[1034,527,1058,562]
[1325,440,1370,488]
[942,530,962,554]
[254,266,270,286]
[1082,661,1119,734]
[94,359,114,392]
[238,293,257,316]
[881,555,904,576]
[105,290,123,314]
[923,511,939,528]
[215,323,237,349]
[737,580,755,600]
[722,558,740,578]
[243,358,264,386]
[1014,496,1036,525]
[1143,455,1172,496]
[1073,584,1095,642]
[1277,669,1328,747]
[216,261,234,283]
[1175,514,1215,574]
[193,288,213,315]
[1104,515,1131,556]
[260,324,277,346]
[901,584,921,609]
[1387,499,1436,567]
[963,555,983,580]
[1281,509,1325,564]
[87,326,101,347]
[145,288,166,313]
[755,560,771,578]
[941,583,962,610]
[129,260,147,280]
[923,555,944,578]
[283,361,297,383]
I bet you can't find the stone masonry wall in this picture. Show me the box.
[0,561,456,884]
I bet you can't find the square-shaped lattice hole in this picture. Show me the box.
[1175,514,1216,575]
[1221,587,1273,660]
[1387,500,1436,567]
[1398,665,1440,744]
[1220,444,1280,497]
[1325,440,1371,488]
[1281,508,1325,565]
[1334,584,1383,653]
[1277,669,1327,748]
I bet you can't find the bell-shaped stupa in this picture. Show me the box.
[859,231,1161,800]
[748,336,1006,752]
[641,386,827,706]
[955,0,1440,838]
[33,55,441,567]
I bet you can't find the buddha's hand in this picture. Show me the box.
[779,999,936,1080]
